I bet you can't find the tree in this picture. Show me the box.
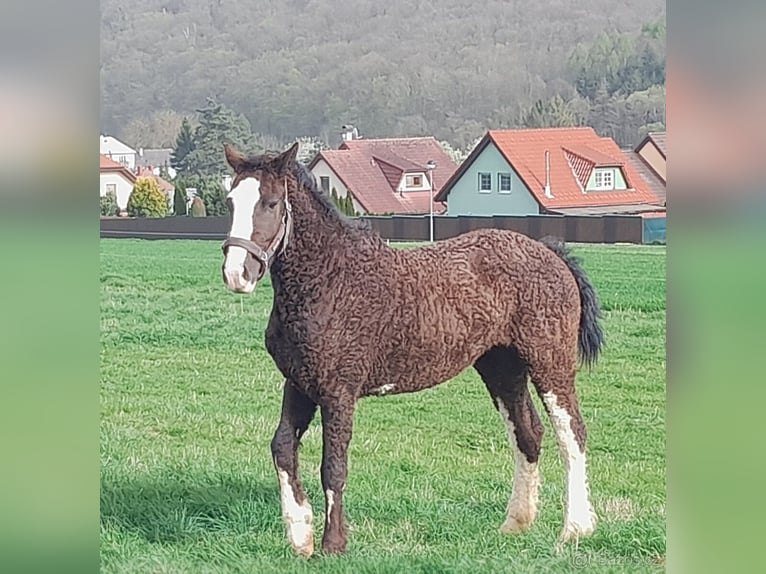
[295,136,329,165]
[171,117,196,175]
[521,95,582,128]
[174,173,227,216]
[329,187,357,216]
[127,177,169,218]
[122,110,187,149]
[100,190,118,216]
[183,98,255,176]
[173,182,188,216]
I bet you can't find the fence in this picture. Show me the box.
[101,214,663,244]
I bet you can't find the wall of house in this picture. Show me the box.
[100,173,135,210]
[445,142,539,216]
[310,159,366,214]
[585,167,628,190]
[637,143,666,182]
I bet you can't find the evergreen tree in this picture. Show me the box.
[183,98,256,176]
[171,117,196,174]
[173,182,188,216]
[127,177,169,218]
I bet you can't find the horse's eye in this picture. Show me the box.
[267,201,279,209]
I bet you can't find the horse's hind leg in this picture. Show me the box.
[271,380,318,557]
[529,362,597,544]
[475,346,544,534]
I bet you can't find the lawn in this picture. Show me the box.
[100,239,666,573]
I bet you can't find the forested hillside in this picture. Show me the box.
[100,0,665,151]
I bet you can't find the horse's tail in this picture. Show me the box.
[539,236,604,368]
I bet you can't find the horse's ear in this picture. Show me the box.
[275,142,299,174]
[224,143,246,172]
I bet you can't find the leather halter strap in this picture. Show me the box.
[221,178,293,281]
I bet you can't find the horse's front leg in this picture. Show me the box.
[319,400,356,555]
[271,380,318,557]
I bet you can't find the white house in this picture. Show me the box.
[100,135,137,171]
[100,154,136,213]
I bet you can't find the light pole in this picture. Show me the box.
[426,160,436,242]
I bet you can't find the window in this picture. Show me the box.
[320,176,330,193]
[593,169,614,190]
[405,174,423,188]
[498,173,512,193]
[105,183,116,194]
[478,172,492,193]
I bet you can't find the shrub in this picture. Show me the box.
[127,177,168,218]
[173,184,187,216]
[100,190,118,216]
[190,196,207,217]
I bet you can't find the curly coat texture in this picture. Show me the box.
[223,145,604,556]
[266,166,603,401]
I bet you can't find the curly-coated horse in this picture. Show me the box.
[219,142,604,557]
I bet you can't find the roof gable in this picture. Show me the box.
[100,135,135,156]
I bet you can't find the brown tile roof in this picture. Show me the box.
[310,137,458,215]
[622,150,666,206]
[436,127,661,210]
[100,154,136,183]
[647,131,666,158]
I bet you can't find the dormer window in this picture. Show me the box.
[406,174,423,188]
[592,169,615,190]
[400,172,430,192]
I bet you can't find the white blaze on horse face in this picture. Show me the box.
[277,468,314,556]
[496,401,540,534]
[223,177,261,290]
[541,391,597,542]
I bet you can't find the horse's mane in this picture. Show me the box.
[290,161,377,237]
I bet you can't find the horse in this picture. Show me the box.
[219,142,604,557]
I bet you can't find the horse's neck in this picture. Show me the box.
[271,187,354,292]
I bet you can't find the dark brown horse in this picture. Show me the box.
[220,142,604,557]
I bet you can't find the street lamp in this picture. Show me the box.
[426,160,436,242]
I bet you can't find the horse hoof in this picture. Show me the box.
[499,516,531,535]
[293,540,314,558]
[321,540,347,555]
[558,516,596,545]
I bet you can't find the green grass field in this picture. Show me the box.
[100,239,666,573]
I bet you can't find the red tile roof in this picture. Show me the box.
[100,154,136,182]
[436,127,661,210]
[310,137,458,215]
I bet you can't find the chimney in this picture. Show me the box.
[341,124,359,142]
[139,147,144,157]
[544,150,553,198]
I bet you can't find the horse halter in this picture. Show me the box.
[221,178,293,281]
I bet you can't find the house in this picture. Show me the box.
[100,135,137,171]
[136,147,177,180]
[308,132,458,215]
[434,127,663,216]
[100,154,136,213]
[624,131,666,206]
